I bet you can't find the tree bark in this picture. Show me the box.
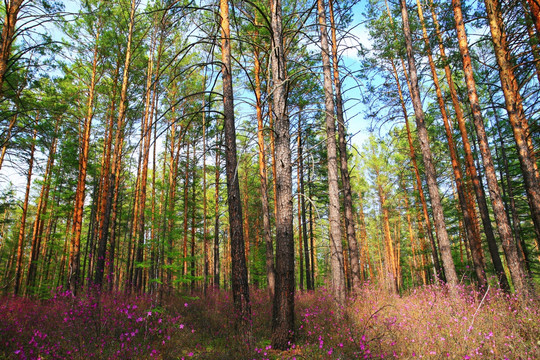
[390,59,442,281]
[14,128,36,296]
[400,0,458,287]
[0,0,24,98]
[416,0,486,288]
[220,0,251,339]
[485,0,540,258]
[429,0,509,291]
[328,0,361,291]
[270,0,295,350]
[452,0,530,295]
[317,0,346,305]
[254,42,275,295]
[68,28,100,294]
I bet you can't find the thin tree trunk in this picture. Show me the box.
[400,0,458,287]
[452,0,530,294]
[68,29,100,294]
[429,0,510,291]
[106,0,137,292]
[416,0,486,288]
[485,0,540,256]
[298,110,312,290]
[94,56,121,288]
[14,128,36,295]
[220,0,251,339]
[390,60,442,280]
[214,131,221,288]
[25,124,58,293]
[254,43,275,295]
[328,0,360,291]
[317,0,346,305]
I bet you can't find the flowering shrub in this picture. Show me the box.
[0,283,538,359]
[0,288,181,359]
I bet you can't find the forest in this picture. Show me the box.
[0,0,539,358]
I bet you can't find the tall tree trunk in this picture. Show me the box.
[25,123,58,293]
[416,0,486,288]
[298,111,312,290]
[377,181,398,294]
[429,0,509,291]
[297,130,304,292]
[485,0,540,256]
[94,56,121,288]
[134,36,156,292]
[390,59,442,280]
[452,0,530,295]
[214,131,221,288]
[254,43,275,295]
[400,0,458,287]
[270,0,295,350]
[317,0,346,305]
[220,0,251,339]
[68,29,100,294]
[14,128,36,295]
[182,140,190,278]
[106,0,137,292]
[328,0,361,291]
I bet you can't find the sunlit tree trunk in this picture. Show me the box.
[429,0,509,291]
[220,0,251,339]
[14,127,36,295]
[0,0,24,98]
[452,0,530,295]
[94,56,121,288]
[328,0,360,291]
[317,0,346,305]
[416,0,486,288]
[254,43,275,295]
[390,59,442,280]
[400,0,458,287]
[485,0,540,257]
[107,0,137,292]
[26,121,59,293]
[68,28,100,294]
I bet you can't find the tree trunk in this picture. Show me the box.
[485,0,540,258]
[328,0,361,291]
[317,0,346,305]
[429,0,510,291]
[106,0,136,292]
[67,28,100,294]
[14,128,36,295]
[0,0,24,98]
[214,131,221,288]
[270,0,295,350]
[390,59,442,280]
[220,0,251,339]
[254,43,275,295]
[298,110,312,290]
[400,0,458,287]
[25,122,58,293]
[416,0,486,288]
[452,0,530,295]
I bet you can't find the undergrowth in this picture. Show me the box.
[0,283,538,359]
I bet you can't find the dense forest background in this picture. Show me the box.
[0,0,540,358]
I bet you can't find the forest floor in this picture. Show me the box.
[1,283,539,359]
